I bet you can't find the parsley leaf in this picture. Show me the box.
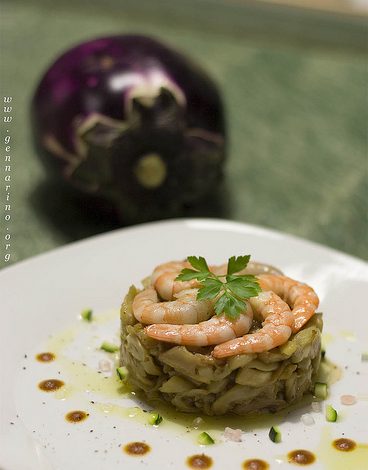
[214,293,247,319]
[227,277,261,298]
[227,255,250,275]
[196,278,223,300]
[175,255,262,320]
[187,256,210,273]
[176,268,208,281]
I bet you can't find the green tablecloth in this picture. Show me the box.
[1,0,367,268]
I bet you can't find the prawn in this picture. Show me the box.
[152,260,283,301]
[210,262,283,277]
[151,261,201,300]
[132,287,213,325]
[145,303,254,347]
[257,274,319,333]
[212,291,293,358]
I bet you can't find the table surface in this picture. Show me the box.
[1,0,367,269]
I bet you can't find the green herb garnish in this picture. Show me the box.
[197,431,215,445]
[116,366,128,381]
[269,425,282,443]
[325,404,338,422]
[100,341,119,353]
[81,308,93,322]
[176,255,261,320]
[148,412,163,426]
[313,382,328,400]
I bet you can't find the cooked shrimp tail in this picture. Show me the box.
[151,261,201,300]
[258,274,319,333]
[212,291,293,358]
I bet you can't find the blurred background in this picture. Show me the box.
[1,0,367,268]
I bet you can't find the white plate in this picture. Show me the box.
[1,218,368,470]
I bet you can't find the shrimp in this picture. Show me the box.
[132,287,213,325]
[151,261,201,300]
[145,303,254,346]
[211,262,283,277]
[257,274,319,333]
[212,291,293,358]
[152,260,283,301]
[241,261,283,276]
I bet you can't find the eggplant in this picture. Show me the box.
[31,35,226,222]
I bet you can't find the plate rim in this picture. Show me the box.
[1,217,367,278]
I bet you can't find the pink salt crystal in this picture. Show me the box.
[340,394,357,405]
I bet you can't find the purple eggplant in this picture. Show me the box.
[31,35,226,221]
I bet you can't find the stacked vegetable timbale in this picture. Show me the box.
[120,257,322,415]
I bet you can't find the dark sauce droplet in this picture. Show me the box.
[36,352,55,362]
[65,410,89,423]
[243,459,269,470]
[333,438,356,452]
[124,442,150,456]
[187,454,213,469]
[287,450,315,465]
[38,379,64,392]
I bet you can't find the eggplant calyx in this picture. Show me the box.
[70,145,113,192]
[129,87,185,132]
[69,114,128,191]
[68,87,185,191]
[133,153,167,189]
[124,69,186,117]
[75,113,128,157]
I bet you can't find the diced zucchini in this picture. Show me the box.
[148,412,163,426]
[325,404,338,422]
[269,426,281,443]
[314,382,328,399]
[116,366,128,381]
[198,432,215,445]
[100,341,119,353]
[81,308,93,322]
